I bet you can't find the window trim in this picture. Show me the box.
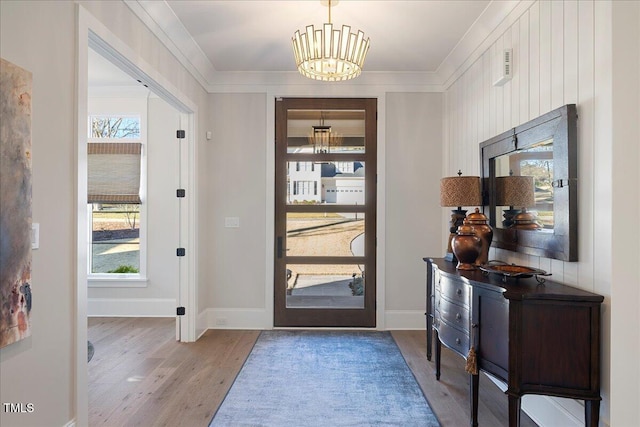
[88,114,141,140]
[87,203,148,285]
[86,107,147,284]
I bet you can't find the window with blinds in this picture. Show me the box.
[88,142,142,204]
[87,115,143,276]
[88,115,142,204]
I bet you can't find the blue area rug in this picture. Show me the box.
[209,330,440,427]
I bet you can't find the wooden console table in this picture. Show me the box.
[424,258,603,427]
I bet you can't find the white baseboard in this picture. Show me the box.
[200,308,424,330]
[384,310,426,329]
[205,308,270,329]
[87,298,176,317]
[196,309,208,339]
[522,395,583,427]
[486,374,585,427]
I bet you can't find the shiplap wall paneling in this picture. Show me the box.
[519,10,530,125]
[504,21,520,132]
[539,0,552,115]
[576,0,596,294]
[442,1,613,423]
[529,2,540,119]
[444,0,603,287]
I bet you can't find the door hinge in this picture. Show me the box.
[552,179,567,188]
[176,248,186,257]
[176,306,186,316]
[176,189,186,198]
[176,130,186,139]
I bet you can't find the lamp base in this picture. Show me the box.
[502,208,520,228]
[445,208,467,263]
[513,208,541,229]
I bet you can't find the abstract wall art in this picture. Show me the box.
[0,58,33,348]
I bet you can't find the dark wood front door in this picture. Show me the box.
[274,98,377,327]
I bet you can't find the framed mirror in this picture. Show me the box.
[480,104,577,261]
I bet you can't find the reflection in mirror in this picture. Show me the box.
[480,104,577,261]
[495,138,554,230]
[286,161,365,206]
[286,109,366,154]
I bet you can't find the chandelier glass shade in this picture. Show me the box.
[292,2,370,81]
[308,114,343,153]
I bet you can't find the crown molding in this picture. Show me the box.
[206,70,444,93]
[124,0,216,88]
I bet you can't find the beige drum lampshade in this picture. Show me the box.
[440,176,482,208]
[496,175,535,207]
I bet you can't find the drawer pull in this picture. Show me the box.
[456,288,462,295]
[455,338,461,345]
[456,313,462,320]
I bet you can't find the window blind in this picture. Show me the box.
[88,142,142,204]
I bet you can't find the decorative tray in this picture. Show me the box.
[479,260,551,283]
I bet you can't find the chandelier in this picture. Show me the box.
[308,113,343,153]
[292,0,370,82]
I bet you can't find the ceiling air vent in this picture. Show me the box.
[494,48,513,87]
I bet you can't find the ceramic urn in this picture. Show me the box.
[451,219,482,270]
[466,207,493,266]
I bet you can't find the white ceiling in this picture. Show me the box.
[97,1,522,90]
[164,0,489,73]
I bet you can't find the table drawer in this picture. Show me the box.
[437,319,470,357]
[434,267,441,292]
[440,276,470,307]
[437,296,470,332]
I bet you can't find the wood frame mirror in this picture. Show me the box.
[480,104,578,261]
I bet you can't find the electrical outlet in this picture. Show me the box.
[224,217,240,228]
[215,317,227,326]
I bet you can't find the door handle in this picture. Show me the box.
[277,236,283,259]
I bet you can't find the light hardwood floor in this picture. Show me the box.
[88,318,536,426]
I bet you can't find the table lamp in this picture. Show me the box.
[440,171,482,262]
[496,175,540,229]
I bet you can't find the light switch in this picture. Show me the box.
[224,217,240,228]
[31,223,39,249]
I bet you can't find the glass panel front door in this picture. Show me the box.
[275,98,376,327]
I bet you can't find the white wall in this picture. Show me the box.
[610,1,640,426]
[87,95,182,316]
[204,93,269,327]
[442,1,640,425]
[202,92,444,330]
[0,2,76,426]
[385,93,443,326]
[0,1,208,425]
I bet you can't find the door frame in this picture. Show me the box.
[274,97,377,327]
[76,6,199,425]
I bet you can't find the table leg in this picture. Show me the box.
[585,400,600,427]
[435,330,441,381]
[426,315,432,361]
[469,373,479,427]
[508,394,521,427]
